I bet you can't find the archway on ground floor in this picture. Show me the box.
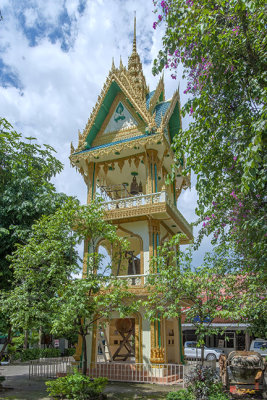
[92,313,142,364]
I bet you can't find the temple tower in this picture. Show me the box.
[70,17,192,368]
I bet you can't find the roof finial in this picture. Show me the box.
[133,11,136,52]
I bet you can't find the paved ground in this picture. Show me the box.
[0,365,182,400]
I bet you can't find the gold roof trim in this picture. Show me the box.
[75,64,156,152]
[149,75,165,113]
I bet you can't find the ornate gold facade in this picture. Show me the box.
[71,16,192,368]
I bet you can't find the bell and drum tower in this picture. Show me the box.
[70,17,193,372]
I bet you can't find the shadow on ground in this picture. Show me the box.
[0,374,182,400]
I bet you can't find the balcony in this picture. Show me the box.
[103,191,193,241]
[117,274,148,286]
[104,191,165,210]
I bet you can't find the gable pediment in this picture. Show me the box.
[76,68,156,152]
[91,94,145,148]
[104,101,138,134]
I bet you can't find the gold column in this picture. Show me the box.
[144,149,158,195]
[86,161,98,204]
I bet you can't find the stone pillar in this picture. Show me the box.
[245,331,250,351]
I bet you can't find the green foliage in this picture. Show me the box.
[11,347,60,361]
[146,237,255,347]
[166,389,195,400]
[153,1,266,272]
[45,370,107,400]
[209,393,230,400]
[1,197,81,333]
[0,118,70,357]
[63,347,76,357]
[0,118,67,291]
[3,196,137,373]
[184,365,227,400]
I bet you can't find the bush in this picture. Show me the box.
[63,347,76,357]
[209,395,230,400]
[166,388,195,400]
[41,348,61,358]
[11,347,61,361]
[46,369,107,400]
[184,365,226,400]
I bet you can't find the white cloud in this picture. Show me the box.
[0,0,212,266]
[23,8,38,28]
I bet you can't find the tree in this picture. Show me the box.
[0,118,67,290]
[50,276,134,375]
[145,235,267,362]
[3,198,135,374]
[0,118,68,357]
[152,1,266,271]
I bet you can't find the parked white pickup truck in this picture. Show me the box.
[184,341,224,361]
[250,339,267,357]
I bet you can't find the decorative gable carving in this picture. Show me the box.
[104,101,138,134]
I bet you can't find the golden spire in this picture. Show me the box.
[111,57,115,71]
[133,11,137,53]
[127,12,148,98]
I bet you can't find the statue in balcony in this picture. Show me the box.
[130,176,139,195]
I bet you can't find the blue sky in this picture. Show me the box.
[0,0,212,266]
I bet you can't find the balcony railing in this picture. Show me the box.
[104,191,165,210]
[104,191,192,236]
[117,274,149,286]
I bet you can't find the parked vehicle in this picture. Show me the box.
[184,341,224,361]
[249,339,267,357]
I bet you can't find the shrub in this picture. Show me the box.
[209,394,230,400]
[41,348,61,358]
[184,365,224,400]
[46,375,70,399]
[166,388,195,400]
[11,347,61,361]
[46,369,108,400]
[63,347,76,357]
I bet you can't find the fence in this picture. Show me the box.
[88,362,184,385]
[184,357,217,369]
[29,357,74,379]
[29,359,184,385]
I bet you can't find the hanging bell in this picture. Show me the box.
[130,176,139,195]
[138,181,143,193]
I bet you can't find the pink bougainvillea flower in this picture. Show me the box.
[230,191,238,199]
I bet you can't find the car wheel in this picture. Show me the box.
[206,353,216,361]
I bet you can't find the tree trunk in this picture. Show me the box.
[23,330,28,350]
[0,326,12,362]
[38,327,42,349]
[82,334,87,376]
[201,344,205,365]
